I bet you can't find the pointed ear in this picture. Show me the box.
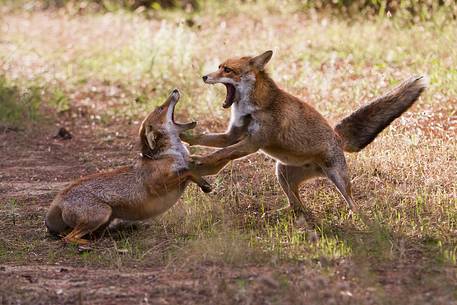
[139,122,156,154]
[249,50,273,70]
[145,129,157,150]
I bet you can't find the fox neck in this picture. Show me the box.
[162,132,189,161]
[236,71,279,108]
[229,71,278,129]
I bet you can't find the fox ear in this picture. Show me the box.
[139,122,157,155]
[145,129,157,150]
[250,50,273,70]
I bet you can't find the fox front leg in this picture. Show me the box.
[160,169,212,193]
[188,173,212,193]
[190,137,260,176]
[180,132,235,147]
[180,115,251,148]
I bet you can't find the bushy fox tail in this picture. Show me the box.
[335,75,428,153]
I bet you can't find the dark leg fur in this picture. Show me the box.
[189,173,212,193]
[321,152,356,211]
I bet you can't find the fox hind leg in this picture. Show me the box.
[275,162,323,217]
[45,205,69,236]
[321,155,357,212]
[61,201,112,245]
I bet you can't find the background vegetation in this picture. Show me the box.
[2,0,457,20]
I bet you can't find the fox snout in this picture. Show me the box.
[202,74,216,84]
[170,88,180,100]
[202,73,220,84]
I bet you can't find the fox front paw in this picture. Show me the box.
[199,180,212,193]
[180,130,198,145]
[189,155,204,167]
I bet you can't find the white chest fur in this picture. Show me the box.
[229,74,257,129]
[163,128,189,171]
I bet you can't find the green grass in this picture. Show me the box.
[0,75,72,127]
[0,77,42,126]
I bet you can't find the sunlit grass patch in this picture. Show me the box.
[122,182,355,267]
[259,217,352,262]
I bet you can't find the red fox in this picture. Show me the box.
[45,89,211,245]
[182,51,427,216]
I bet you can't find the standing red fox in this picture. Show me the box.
[182,50,427,216]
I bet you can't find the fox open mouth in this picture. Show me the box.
[169,93,196,130]
[170,98,178,124]
[223,83,236,108]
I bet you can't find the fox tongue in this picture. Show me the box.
[223,83,235,108]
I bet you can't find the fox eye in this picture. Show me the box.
[158,106,164,112]
[223,67,233,73]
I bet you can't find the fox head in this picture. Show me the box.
[202,50,273,108]
[139,89,196,158]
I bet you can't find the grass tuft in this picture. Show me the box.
[0,76,42,127]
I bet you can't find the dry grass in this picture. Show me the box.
[0,2,456,304]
